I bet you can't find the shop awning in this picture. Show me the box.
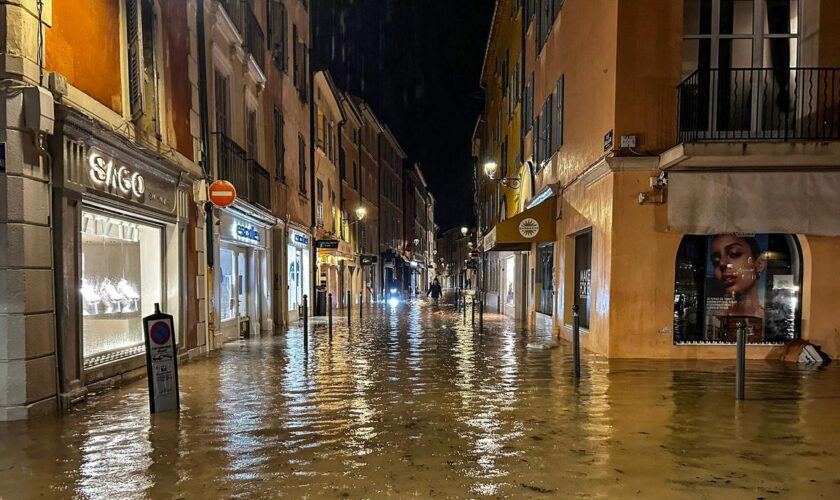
[483,197,556,252]
[667,171,840,235]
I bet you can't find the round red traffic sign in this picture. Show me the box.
[208,180,237,208]
[149,320,171,345]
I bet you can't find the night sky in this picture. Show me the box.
[312,0,495,231]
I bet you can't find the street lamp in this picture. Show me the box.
[460,226,468,237]
[354,206,367,221]
[483,160,521,189]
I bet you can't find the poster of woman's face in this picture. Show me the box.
[673,233,799,345]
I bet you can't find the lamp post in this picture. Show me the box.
[483,161,521,189]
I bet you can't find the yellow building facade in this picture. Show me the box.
[476,0,840,359]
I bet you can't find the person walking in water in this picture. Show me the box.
[427,278,442,306]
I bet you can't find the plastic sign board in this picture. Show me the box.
[143,303,180,413]
[316,239,339,249]
[209,180,237,208]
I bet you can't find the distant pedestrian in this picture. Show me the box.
[427,278,442,306]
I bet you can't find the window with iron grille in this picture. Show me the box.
[246,109,258,159]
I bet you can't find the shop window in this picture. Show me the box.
[80,210,162,368]
[220,248,236,321]
[537,243,554,316]
[673,234,802,344]
[574,231,592,329]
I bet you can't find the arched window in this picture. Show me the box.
[673,233,802,344]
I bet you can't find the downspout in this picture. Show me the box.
[308,26,317,309]
[196,0,214,352]
[376,131,383,298]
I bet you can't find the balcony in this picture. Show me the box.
[218,0,264,71]
[216,134,272,211]
[678,68,840,143]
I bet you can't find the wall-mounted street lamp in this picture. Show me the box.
[483,161,521,189]
[460,226,469,237]
[344,206,367,225]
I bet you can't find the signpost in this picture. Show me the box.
[143,303,180,413]
[208,179,237,208]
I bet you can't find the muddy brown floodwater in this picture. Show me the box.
[2,295,840,499]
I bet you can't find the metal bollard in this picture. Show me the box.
[359,292,363,320]
[328,293,333,341]
[736,321,746,400]
[303,294,309,351]
[572,304,580,379]
[347,290,351,327]
[479,300,484,334]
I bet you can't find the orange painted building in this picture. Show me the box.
[476,0,840,359]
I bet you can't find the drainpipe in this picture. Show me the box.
[308,19,317,309]
[196,0,213,269]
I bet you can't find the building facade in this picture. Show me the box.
[378,127,407,296]
[475,0,840,359]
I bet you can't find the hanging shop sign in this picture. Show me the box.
[316,239,340,249]
[361,255,378,266]
[143,303,180,413]
[291,229,310,247]
[209,180,237,208]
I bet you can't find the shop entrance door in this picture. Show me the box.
[220,246,254,341]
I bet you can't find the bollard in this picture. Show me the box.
[736,321,746,400]
[328,293,333,341]
[359,292,363,320]
[303,294,309,351]
[471,298,475,325]
[572,304,580,379]
[456,288,460,312]
[479,300,484,334]
[347,290,351,327]
[463,296,467,320]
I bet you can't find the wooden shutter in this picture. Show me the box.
[555,75,564,151]
[126,0,145,120]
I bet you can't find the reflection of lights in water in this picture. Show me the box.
[388,297,400,308]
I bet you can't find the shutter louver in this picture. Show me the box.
[126,0,144,120]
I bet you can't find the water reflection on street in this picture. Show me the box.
[2,294,840,498]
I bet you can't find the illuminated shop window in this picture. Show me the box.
[673,234,802,344]
[80,210,162,367]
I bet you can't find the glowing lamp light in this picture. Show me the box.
[355,206,367,220]
[460,226,468,236]
[483,161,498,179]
[388,297,400,308]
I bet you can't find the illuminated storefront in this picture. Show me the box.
[217,210,273,341]
[52,108,197,394]
[288,229,311,320]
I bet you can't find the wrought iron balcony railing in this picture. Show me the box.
[678,67,840,143]
[216,133,272,210]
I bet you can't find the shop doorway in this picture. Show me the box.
[220,245,261,340]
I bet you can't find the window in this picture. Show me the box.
[126,0,163,138]
[246,109,258,159]
[214,71,230,135]
[537,0,564,53]
[553,75,565,152]
[80,210,162,367]
[274,108,285,180]
[339,147,346,180]
[298,134,307,194]
[537,95,553,168]
[353,161,359,190]
[673,233,801,344]
[268,0,288,72]
[316,179,324,227]
[574,230,592,329]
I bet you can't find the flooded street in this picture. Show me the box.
[2,294,840,499]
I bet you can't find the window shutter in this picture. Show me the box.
[126,0,144,120]
[556,75,564,151]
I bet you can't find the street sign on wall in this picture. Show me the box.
[143,303,180,413]
[208,180,237,208]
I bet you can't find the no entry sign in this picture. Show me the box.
[209,179,237,208]
[143,303,180,413]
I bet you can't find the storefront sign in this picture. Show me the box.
[89,152,146,200]
[316,239,339,249]
[291,230,309,247]
[236,224,261,243]
[361,255,378,266]
[143,304,180,413]
[518,218,540,238]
